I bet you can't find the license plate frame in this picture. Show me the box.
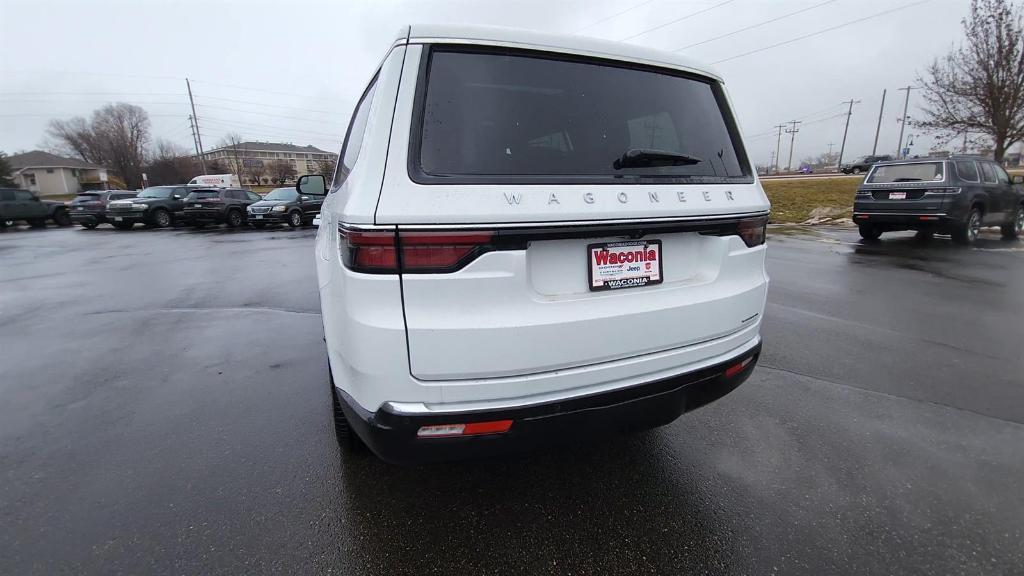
[588,240,663,292]
[889,192,907,200]
[114,216,123,222]
[254,215,263,219]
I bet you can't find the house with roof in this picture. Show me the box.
[202,141,338,185]
[7,151,112,197]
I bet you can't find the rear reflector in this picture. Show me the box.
[417,419,513,438]
[724,357,753,378]
[919,216,938,221]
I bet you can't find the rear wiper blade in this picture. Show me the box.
[892,177,923,182]
[613,148,703,170]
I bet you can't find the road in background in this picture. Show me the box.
[1,225,1022,575]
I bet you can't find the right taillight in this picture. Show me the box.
[736,216,768,247]
[338,227,496,274]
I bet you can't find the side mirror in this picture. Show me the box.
[1013,175,1023,184]
[296,174,326,196]
[300,196,310,202]
[172,194,182,199]
[312,215,321,227]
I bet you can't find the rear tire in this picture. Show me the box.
[28,219,46,228]
[226,209,243,228]
[852,167,863,175]
[287,210,302,228]
[1001,204,1023,240]
[858,224,882,241]
[53,209,72,227]
[952,207,982,245]
[331,377,366,454]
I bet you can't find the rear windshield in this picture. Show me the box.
[187,191,221,199]
[866,162,945,183]
[414,48,750,184]
[73,194,102,203]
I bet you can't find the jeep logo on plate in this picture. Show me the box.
[503,191,736,206]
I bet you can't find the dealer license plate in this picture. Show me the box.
[193,204,202,208]
[254,215,263,219]
[114,217,123,222]
[588,240,663,292]
[889,192,907,200]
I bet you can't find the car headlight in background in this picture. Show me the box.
[271,205,287,212]
[130,203,147,210]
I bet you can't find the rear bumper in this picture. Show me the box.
[335,341,761,465]
[71,212,104,223]
[853,212,953,228]
[182,209,228,223]
[248,212,286,223]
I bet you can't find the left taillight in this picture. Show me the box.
[736,216,768,247]
[338,227,496,274]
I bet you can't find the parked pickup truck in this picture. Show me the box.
[0,188,72,228]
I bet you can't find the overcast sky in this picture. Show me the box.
[1,0,1000,168]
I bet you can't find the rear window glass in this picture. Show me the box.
[866,162,945,183]
[415,48,750,183]
[189,191,221,199]
[955,161,979,182]
[73,194,101,203]
[110,193,136,200]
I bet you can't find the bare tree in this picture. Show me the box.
[206,158,227,174]
[916,0,1024,161]
[144,140,198,186]
[218,133,248,183]
[315,157,337,184]
[269,159,297,185]
[47,103,151,188]
[0,152,16,187]
[248,161,267,185]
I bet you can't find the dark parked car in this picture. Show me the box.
[0,188,72,228]
[853,155,1024,244]
[69,190,138,229]
[246,186,324,228]
[841,154,893,175]
[106,185,200,230]
[182,188,262,228]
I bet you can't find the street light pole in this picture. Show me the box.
[773,124,786,174]
[896,86,914,159]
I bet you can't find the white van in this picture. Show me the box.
[187,174,241,188]
[298,24,770,463]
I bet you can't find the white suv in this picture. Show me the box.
[297,24,770,464]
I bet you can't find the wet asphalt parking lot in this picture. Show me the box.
[1,222,1023,575]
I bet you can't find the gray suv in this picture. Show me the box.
[853,156,1024,244]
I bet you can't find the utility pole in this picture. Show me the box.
[773,124,786,174]
[188,115,202,164]
[896,85,914,159]
[186,78,207,174]
[872,88,886,155]
[836,99,860,170]
[827,142,835,166]
[785,121,801,172]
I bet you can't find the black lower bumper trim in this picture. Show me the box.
[335,342,761,465]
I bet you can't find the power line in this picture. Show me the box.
[673,0,842,51]
[201,116,342,139]
[711,0,931,64]
[196,103,345,125]
[574,0,656,33]
[619,0,739,41]
[0,98,185,106]
[193,94,347,116]
[189,78,344,102]
[0,91,184,97]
